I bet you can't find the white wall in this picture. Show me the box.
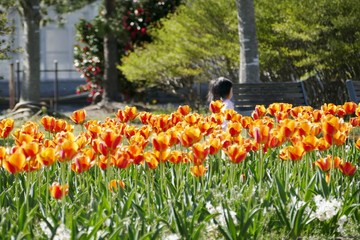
[0,1,100,82]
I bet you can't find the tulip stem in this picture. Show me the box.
[45,167,50,216]
[61,162,66,223]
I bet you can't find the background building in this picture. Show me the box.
[0,1,100,92]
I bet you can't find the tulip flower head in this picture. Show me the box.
[49,182,69,199]
[70,109,87,124]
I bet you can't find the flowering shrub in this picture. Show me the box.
[0,102,359,238]
[73,0,181,102]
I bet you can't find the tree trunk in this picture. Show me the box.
[19,0,41,103]
[102,0,119,103]
[235,0,260,83]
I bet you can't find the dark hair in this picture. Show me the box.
[207,77,233,102]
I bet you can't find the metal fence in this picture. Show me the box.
[3,61,86,112]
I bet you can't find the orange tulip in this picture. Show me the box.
[23,158,41,172]
[315,155,342,172]
[71,154,94,173]
[138,111,153,124]
[37,147,57,166]
[335,106,346,118]
[296,120,311,136]
[70,109,86,124]
[227,122,242,137]
[0,118,14,139]
[126,145,145,164]
[192,142,209,165]
[317,137,331,151]
[113,149,131,169]
[321,103,337,115]
[100,129,122,150]
[224,109,237,121]
[0,146,7,165]
[177,105,191,116]
[301,135,318,152]
[209,100,224,113]
[314,156,332,172]
[58,140,79,162]
[152,132,171,152]
[49,182,69,199]
[312,109,322,122]
[144,152,159,169]
[179,126,202,147]
[267,128,285,148]
[129,133,149,149]
[98,155,114,170]
[280,119,296,138]
[190,164,207,177]
[225,144,247,164]
[169,112,183,125]
[168,150,183,164]
[184,113,200,125]
[356,105,360,117]
[207,137,222,155]
[138,125,152,139]
[350,117,360,127]
[21,141,39,159]
[241,116,252,128]
[332,131,347,146]
[343,102,357,115]
[41,116,56,132]
[339,162,357,176]
[321,115,341,135]
[249,125,270,145]
[109,179,125,191]
[3,151,26,174]
[356,138,360,149]
[197,121,215,135]
[287,143,305,161]
[124,125,138,139]
[251,105,266,120]
[116,106,137,122]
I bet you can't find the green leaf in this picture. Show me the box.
[275,175,287,204]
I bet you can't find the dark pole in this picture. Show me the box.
[54,60,58,112]
[16,60,20,103]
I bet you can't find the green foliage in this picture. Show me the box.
[0,13,13,60]
[120,0,239,86]
[256,0,360,82]
[73,0,181,101]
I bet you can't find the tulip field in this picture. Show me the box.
[0,101,359,239]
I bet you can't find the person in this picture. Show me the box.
[207,77,234,111]
[208,77,234,130]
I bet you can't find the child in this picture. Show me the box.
[208,77,234,130]
[208,77,234,111]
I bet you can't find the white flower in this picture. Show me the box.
[162,233,181,240]
[53,223,71,240]
[311,195,342,222]
[39,221,52,238]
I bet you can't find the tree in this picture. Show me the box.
[102,0,119,103]
[235,0,260,83]
[0,0,96,107]
[120,0,239,92]
[74,0,181,103]
[0,12,13,60]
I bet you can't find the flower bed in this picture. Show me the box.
[0,102,359,239]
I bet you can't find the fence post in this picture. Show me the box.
[9,63,15,109]
[16,60,20,102]
[54,60,58,112]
